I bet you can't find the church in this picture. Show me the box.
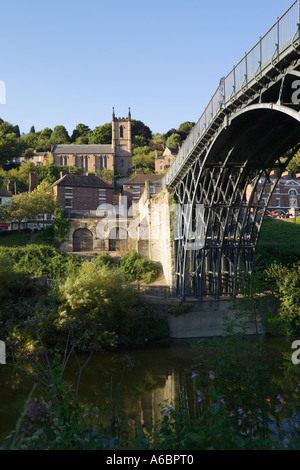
[32,108,132,177]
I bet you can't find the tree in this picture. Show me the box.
[166,133,181,149]
[30,126,36,134]
[131,120,152,143]
[0,181,58,231]
[71,123,91,143]
[0,120,22,165]
[132,146,156,172]
[89,123,112,144]
[50,126,70,145]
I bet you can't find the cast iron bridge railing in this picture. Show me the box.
[162,1,300,299]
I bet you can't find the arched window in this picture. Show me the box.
[120,126,124,138]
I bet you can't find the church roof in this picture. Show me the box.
[52,144,114,154]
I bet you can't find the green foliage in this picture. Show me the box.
[33,208,70,248]
[56,262,167,350]
[266,262,300,333]
[0,253,33,302]
[0,245,82,279]
[132,146,157,172]
[166,133,181,149]
[90,253,114,268]
[49,125,70,145]
[89,123,112,144]
[118,250,159,284]
[0,120,23,165]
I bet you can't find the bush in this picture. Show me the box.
[0,253,33,302]
[90,253,114,269]
[55,261,168,351]
[266,262,300,333]
[118,250,159,284]
[0,245,83,279]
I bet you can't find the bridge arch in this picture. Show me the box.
[172,103,300,300]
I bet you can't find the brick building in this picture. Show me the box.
[247,170,300,215]
[52,173,113,214]
[155,147,178,174]
[121,171,163,207]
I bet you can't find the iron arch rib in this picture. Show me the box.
[172,104,300,300]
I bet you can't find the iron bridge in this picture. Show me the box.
[163,1,300,300]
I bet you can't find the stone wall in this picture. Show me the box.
[136,183,175,290]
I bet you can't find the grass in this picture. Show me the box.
[259,217,300,245]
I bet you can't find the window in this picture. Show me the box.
[275,187,280,193]
[276,198,281,207]
[99,189,106,200]
[149,186,155,194]
[160,165,163,171]
[0,198,2,205]
[133,187,140,194]
[120,126,124,138]
[65,198,72,208]
[65,187,73,197]
[120,160,124,168]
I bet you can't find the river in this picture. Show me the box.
[0,335,299,444]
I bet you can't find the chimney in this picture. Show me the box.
[29,173,38,192]
[281,171,292,178]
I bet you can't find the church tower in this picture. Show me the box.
[112,107,132,176]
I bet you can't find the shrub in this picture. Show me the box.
[266,262,300,333]
[0,253,33,302]
[90,253,114,269]
[56,261,168,351]
[118,250,159,284]
[0,245,83,279]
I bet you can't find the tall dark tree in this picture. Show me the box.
[50,125,70,145]
[131,120,152,143]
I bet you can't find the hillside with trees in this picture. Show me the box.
[0,117,198,191]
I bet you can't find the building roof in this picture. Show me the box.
[52,173,113,189]
[0,189,12,197]
[52,144,114,155]
[124,172,163,185]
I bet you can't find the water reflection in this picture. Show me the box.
[0,339,197,439]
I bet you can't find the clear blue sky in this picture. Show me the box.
[0,0,295,136]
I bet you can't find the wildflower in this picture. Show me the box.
[209,371,215,380]
[230,412,234,417]
[191,372,197,379]
[277,394,284,404]
[238,419,242,426]
[238,408,243,415]
[162,405,172,417]
[275,405,282,413]
[197,391,203,403]
[220,398,225,404]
